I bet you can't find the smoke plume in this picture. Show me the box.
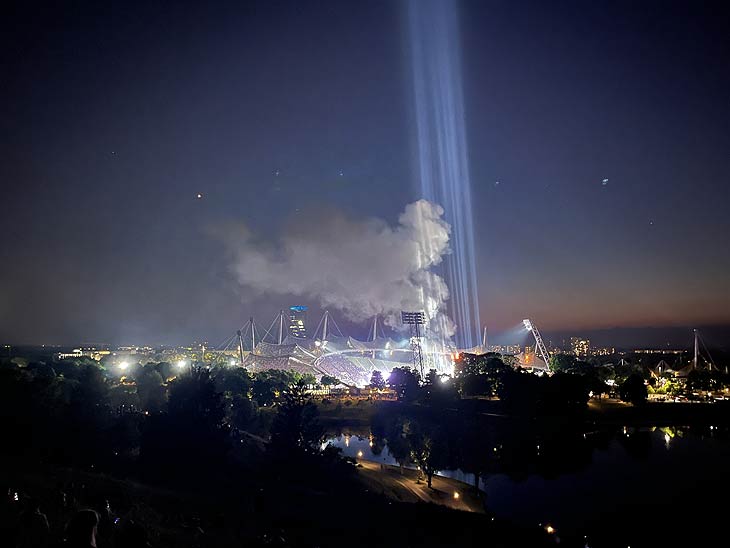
[216,200,455,339]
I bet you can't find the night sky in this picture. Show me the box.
[2,0,729,348]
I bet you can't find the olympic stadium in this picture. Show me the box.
[212,307,548,387]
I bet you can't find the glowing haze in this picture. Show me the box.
[408,0,481,349]
[217,200,456,340]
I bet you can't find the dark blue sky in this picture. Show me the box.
[1,0,728,347]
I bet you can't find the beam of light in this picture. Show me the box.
[407,0,481,349]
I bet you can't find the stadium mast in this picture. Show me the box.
[523,319,551,370]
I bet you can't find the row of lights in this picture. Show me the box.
[118,360,188,372]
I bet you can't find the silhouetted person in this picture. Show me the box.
[63,509,99,548]
[16,497,50,548]
[93,497,114,544]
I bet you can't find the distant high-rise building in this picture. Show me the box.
[570,337,590,356]
[289,305,308,338]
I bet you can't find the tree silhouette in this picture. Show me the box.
[620,373,648,406]
[140,365,229,481]
[135,365,166,412]
[388,367,421,401]
[369,370,386,390]
[320,374,341,387]
[269,380,323,454]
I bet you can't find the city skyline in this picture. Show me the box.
[2,0,729,347]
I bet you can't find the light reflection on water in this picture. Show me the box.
[327,433,479,486]
[327,426,730,541]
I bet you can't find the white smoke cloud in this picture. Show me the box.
[216,200,455,339]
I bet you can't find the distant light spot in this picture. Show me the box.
[196,193,203,199]
[602,178,609,185]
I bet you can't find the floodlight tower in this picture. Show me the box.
[278,310,286,345]
[236,330,244,365]
[401,311,426,378]
[523,319,551,370]
[370,316,379,359]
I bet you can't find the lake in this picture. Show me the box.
[327,425,730,546]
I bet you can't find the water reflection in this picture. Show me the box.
[326,422,730,545]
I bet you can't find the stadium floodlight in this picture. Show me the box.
[523,318,551,373]
[401,311,426,325]
[176,360,186,369]
[401,311,426,377]
[119,361,129,371]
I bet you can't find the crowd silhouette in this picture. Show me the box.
[3,487,154,548]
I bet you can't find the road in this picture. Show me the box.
[355,459,485,513]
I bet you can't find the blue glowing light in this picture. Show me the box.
[290,305,308,312]
[407,0,481,349]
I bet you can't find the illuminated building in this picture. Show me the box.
[289,305,308,338]
[591,346,615,356]
[487,344,522,355]
[56,347,111,361]
[634,349,684,354]
[570,337,590,356]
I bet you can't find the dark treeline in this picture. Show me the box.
[0,356,559,548]
[386,352,605,411]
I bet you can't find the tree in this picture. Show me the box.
[454,353,510,397]
[584,372,609,399]
[620,373,648,406]
[320,374,340,387]
[231,393,257,432]
[549,354,578,374]
[135,366,166,412]
[252,369,300,406]
[269,380,323,454]
[388,367,421,402]
[686,370,716,392]
[301,373,317,386]
[109,384,140,411]
[369,370,386,390]
[422,369,458,406]
[140,366,230,480]
[544,373,590,412]
[64,363,113,465]
[406,420,450,489]
[213,365,252,397]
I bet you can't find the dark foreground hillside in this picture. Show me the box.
[1,458,556,548]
